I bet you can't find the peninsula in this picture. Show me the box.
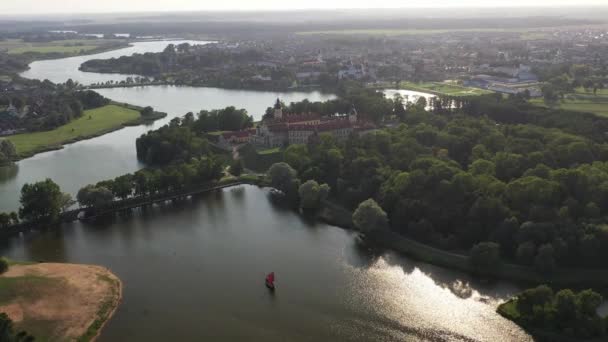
[0,261,122,341]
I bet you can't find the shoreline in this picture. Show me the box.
[5,103,166,161]
[89,267,123,342]
[315,197,608,287]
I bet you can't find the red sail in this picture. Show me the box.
[266,272,275,283]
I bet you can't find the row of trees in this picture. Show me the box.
[77,156,224,209]
[510,285,607,339]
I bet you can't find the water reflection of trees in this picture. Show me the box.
[0,164,18,184]
[347,236,521,301]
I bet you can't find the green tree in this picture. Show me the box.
[140,106,154,117]
[0,258,8,274]
[577,289,603,317]
[19,179,64,222]
[267,163,300,201]
[516,241,537,265]
[111,174,134,200]
[298,180,330,210]
[284,144,311,174]
[0,141,17,165]
[470,242,501,271]
[516,285,554,317]
[352,198,388,234]
[555,289,578,321]
[469,159,496,176]
[230,158,244,177]
[535,243,556,274]
[77,185,114,208]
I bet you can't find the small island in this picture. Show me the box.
[0,260,122,341]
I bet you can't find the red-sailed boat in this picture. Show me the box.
[265,272,275,290]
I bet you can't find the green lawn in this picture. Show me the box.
[497,299,521,320]
[398,81,493,97]
[6,105,140,157]
[530,88,608,117]
[258,147,282,155]
[0,39,125,55]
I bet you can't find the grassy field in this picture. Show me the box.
[0,262,121,341]
[398,81,493,97]
[530,87,608,117]
[0,39,126,55]
[6,104,140,158]
[258,147,282,155]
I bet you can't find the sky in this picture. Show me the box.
[0,0,606,14]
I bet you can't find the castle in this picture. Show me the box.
[217,99,375,150]
[249,99,373,149]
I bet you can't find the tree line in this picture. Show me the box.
[77,156,224,210]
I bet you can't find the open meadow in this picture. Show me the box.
[6,105,140,158]
[530,87,608,117]
[0,39,127,55]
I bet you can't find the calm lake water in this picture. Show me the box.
[383,89,436,110]
[0,185,532,342]
[0,40,536,341]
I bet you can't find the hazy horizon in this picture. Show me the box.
[1,0,607,15]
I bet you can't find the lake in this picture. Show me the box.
[0,185,532,342]
[383,89,436,110]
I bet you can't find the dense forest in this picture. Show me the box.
[272,93,608,271]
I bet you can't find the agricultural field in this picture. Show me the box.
[0,38,127,55]
[530,87,608,117]
[6,105,140,157]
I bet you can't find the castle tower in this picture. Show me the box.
[348,105,358,124]
[274,98,283,119]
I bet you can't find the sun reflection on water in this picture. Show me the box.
[341,252,533,342]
